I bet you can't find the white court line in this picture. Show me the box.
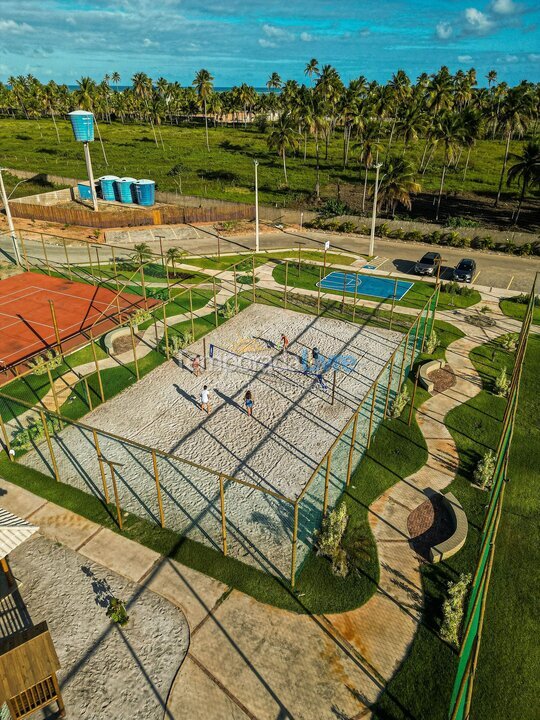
[0,287,44,307]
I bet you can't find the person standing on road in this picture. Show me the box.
[192,354,202,377]
[244,390,254,417]
[200,385,212,413]
[279,334,290,353]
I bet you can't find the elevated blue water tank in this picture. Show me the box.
[68,110,94,142]
[115,177,137,204]
[99,175,120,201]
[134,179,155,206]
[78,183,93,200]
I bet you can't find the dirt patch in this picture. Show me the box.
[407,494,454,560]
[430,365,456,393]
[112,334,140,355]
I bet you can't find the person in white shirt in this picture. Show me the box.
[200,385,211,413]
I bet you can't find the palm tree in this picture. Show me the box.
[166,247,186,276]
[487,70,497,88]
[132,72,159,146]
[267,113,299,185]
[506,141,540,223]
[355,121,382,212]
[266,72,282,91]
[304,59,320,86]
[376,157,421,218]
[132,242,153,266]
[494,87,533,206]
[193,69,214,152]
[42,82,61,143]
[432,112,465,220]
[111,72,121,90]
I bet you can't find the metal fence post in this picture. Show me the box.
[41,234,51,275]
[48,300,62,354]
[234,266,238,314]
[62,238,73,280]
[90,336,105,403]
[213,279,218,327]
[92,429,109,503]
[39,410,60,482]
[152,450,165,528]
[367,383,378,449]
[323,450,333,515]
[290,500,299,588]
[346,413,358,486]
[390,278,398,331]
[189,288,195,339]
[252,255,256,303]
[284,261,289,309]
[129,322,140,380]
[352,272,359,322]
[317,266,322,316]
[219,474,228,556]
[383,353,396,420]
[0,413,12,457]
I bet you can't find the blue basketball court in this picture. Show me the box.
[318,271,414,301]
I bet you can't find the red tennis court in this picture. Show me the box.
[0,273,156,377]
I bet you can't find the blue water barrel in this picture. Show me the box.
[68,110,94,142]
[78,183,93,200]
[134,179,155,206]
[115,177,137,204]
[99,175,120,201]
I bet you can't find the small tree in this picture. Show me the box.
[158,331,192,356]
[389,387,410,419]
[440,573,471,647]
[315,503,350,578]
[494,366,510,397]
[219,300,238,319]
[29,349,62,376]
[500,333,518,352]
[473,450,496,489]
[425,330,439,355]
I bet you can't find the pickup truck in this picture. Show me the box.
[414,252,442,276]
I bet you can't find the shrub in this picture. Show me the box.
[106,597,129,627]
[389,387,410,418]
[158,331,192,356]
[431,230,443,244]
[254,113,268,133]
[324,220,340,232]
[130,308,151,326]
[387,228,405,239]
[320,198,349,217]
[376,222,391,237]
[494,366,510,397]
[219,300,238,319]
[440,281,474,297]
[440,573,471,647]
[404,230,424,242]
[473,450,496,489]
[445,216,480,229]
[425,330,439,355]
[29,350,62,376]
[315,503,350,578]
[339,221,356,233]
[11,414,62,451]
[500,333,518,352]
[471,235,493,250]
[147,288,169,301]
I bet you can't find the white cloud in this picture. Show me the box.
[458,55,473,62]
[142,38,159,47]
[262,24,295,42]
[436,21,453,40]
[258,38,277,48]
[0,19,33,34]
[503,54,519,62]
[464,8,493,33]
[300,32,313,42]
[491,0,518,14]
[528,53,540,62]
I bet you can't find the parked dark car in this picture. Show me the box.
[453,258,476,283]
[414,252,442,276]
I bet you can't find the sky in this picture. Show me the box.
[0,0,539,87]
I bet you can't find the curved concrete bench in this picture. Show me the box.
[104,325,138,354]
[419,359,446,393]
[430,492,468,564]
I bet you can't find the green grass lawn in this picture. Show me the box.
[499,296,540,325]
[0,118,528,207]
[373,333,525,720]
[271,261,480,311]
[182,249,360,271]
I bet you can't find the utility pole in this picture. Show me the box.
[0,168,22,266]
[254,159,260,253]
[369,162,383,258]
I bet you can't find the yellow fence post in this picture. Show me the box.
[367,383,378,450]
[129,322,140,380]
[46,367,62,424]
[189,288,195,339]
[219,474,228,556]
[252,255,256,303]
[0,413,12,458]
[92,429,109,503]
[408,370,420,426]
[162,310,170,360]
[390,278,398,331]
[39,410,60,482]
[234,266,238,314]
[109,463,123,530]
[323,450,332,515]
[346,413,358,486]
[383,353,396,420]
[352,272,359,322]
[398,330,411,389]
[41,234,51,275]
[83,375,93,411]
[213,279,218,327]
[290,500,299,588]
[90,336,105,403]
[284,261,288,309]
[62,239,73,280]
[152,449,165,528]
[19,233,30,271]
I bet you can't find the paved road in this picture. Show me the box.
[2,225,539,292]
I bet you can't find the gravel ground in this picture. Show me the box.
[3,535,188,720]
[20,305,402,577]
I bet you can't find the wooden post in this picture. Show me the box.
[331,370,337,406]
[323,248,327,276]
[213,279,218,326]
[19,233,30,271]
[398,330,411,389]
[39,410,60,482]
[290,501,299,588]
[420,303,430,352]
[323,450,332,515]
[252,255,256,303]
[0,413,12,457]
[189,288,195,339]
[383,354,396,420]
[367,383,378,449]
[46,367,61,422]
[41,234,51,275]
[92,429,109,503]
[129,322,140,380]
[284,261,289,309]
[152,449,165,528]
[233,266,238,314]
[410,316,422,368]
[95,246,102,278]
[352,271,359,322]
[390,278,398,331]
[317,266,322,315]
[408,370,420,426]
[163,308,171,360]
[83,375,93,411]
[48,300,62,353]
[87,243,95,282]
[203,338,207,370]
[219,474,228,556]
[90,337,105,403]
[109,464,123,530]
[111,246,120,292]
[140,264,148,310]
[341,273,347,311]
[346,413,358,486]
[62,239,73,280]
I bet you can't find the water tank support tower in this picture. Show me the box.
[68,110,99,212]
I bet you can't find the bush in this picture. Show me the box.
[425,330,439,355]
[320,199,349,217]
[471,235,493,250]
[315,503,350,578]
[440,573,471,647]
[106,597,129,626]
[500,333,518,352]
[494,366,510,397]
[324,220,340,232]
[219,300,238,319]
[440,281,474,297]
[507,293,540,307]
[473,450,496,489]
[29,350,62,376]
[387,228,405,240]
[404,230,424,242]
[147,288,169,301]
[11,414,62,451]
[158,331,192,356]
[339,221,356,233]
[375,222,391,237]
[130,308,151,326]
[254,113,268,133]
[389,387,410,418]
[445,216,480,229]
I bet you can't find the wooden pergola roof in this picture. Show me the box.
[0,508,38,559]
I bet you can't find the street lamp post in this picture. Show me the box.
[369,162,383,259]
[0,168,22,266]
[254,159,260,253]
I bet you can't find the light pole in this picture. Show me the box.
[369,162,383,259]
[0,168,22,266]
[254,159,260,253]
